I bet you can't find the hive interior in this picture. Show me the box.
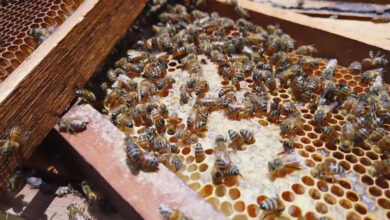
[81,2,390,220]
[0,0,82,81]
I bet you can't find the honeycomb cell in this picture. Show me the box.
[207,197,220,209]
[215,185,226,197]
[199,163,208,172]
[234,201,246,212]
[247,204,258,218]
[346,211,361,220]
[346,154,358,163]
[361,175,374,186]
[221,201,233,216]
[288,205,302,217]
[315,202,328,214]
[317,180,329,192]
[229,188,241,200]
[354,203,367,215]
[305,145,315,152]
[190,172,200,181]
[385,190,390,198]
[299,150,309,157]
[313,140,323,147]
[205,149,213,155]
[375,178,389,189]
[182,147,191,155]
[352,148,364,157]
[309,188,321,200]
[311,153,323,162]
[340,198,353,209]
[339,161,351,171]
[189,182,201,190]
[346,191,359,202]
[281,191,295,202]
[186,155,194,164]
[332,151,344,160]
[292,183,305,195]
[302,176,314,186]
[187,164,197,172]
[199,184,213,198]
[305,159,315,167]
[359,157,372,166]
[331,185,344,197]
[353,164,366,174]
[324,193,337,205]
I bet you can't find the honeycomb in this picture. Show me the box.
[0,0,82,81]
[94,3,390,220]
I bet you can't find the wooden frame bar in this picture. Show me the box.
[55,104,227,220]
[0,0,148,191]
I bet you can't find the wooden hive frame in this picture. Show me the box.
[55,0,390,219]
[0,0,148,190]
[1,0,390,218]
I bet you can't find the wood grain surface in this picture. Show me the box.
[56,104,227,220]
[0,0,148,191]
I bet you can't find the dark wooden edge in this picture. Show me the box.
[55,104,227,220]
[0,0,148,191]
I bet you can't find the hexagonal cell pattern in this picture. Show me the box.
[0,0,82,81]
[98,6,390,220]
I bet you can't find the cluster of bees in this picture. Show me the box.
[64,1,390,218]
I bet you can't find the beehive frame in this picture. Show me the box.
[54,0,390,219]
[0,0,148,191]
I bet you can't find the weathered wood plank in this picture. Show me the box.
[55,104,227,220]
[0,0,148,191]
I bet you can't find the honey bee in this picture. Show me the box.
[58,118,88,134]
[211,166,224,185]
[290,73,308,98]
[180,91,189,105]
[362,51,388,70]
[81,181,98,204]
[155,118,166,134]
[361,68,384,82]
[234,6,250,19]
[369,127,387,143]
[159,204,192,220]
[280,113,303,136]
[268,109,281,123]
[348,61,362,74]
[67,204,90,220]
[140,153,159,172]
[1,126,21,159]
[339,138,353,153]
[228,130,245,151]
[127,49,148,63]
[277,138,295,155]
[311,161,345,182]
[314,102,338,124]
[321,59,337,80]
[336,82,350,104]
[302,76,321,102]
[276,64,302,87]
[259,197,285,220]
[74,88,96,102]
[126,141,142,162]
[321,125,339,143]
[368,159,390,177]
[240,129,255,144]
[378,135,390,155]
[296,45,317,56]
[194,79,209,96]
[194,143,205,163]
[354,127,370,144]
[191,121,207,133]
[281,102,298,116]
[28,26,56,44]
[268,157,301,181]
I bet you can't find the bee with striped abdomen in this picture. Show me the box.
[268,157,301,181]
[228,130,245,151]
[348,61,362,74]
[280,113,304,136]
[311,161,345,182]
[74,88,96,102]
[362,51,388,70]
[296,45,317,56]
[58,118,88,134]
[259,197,285,219]
[239,129,255,144]
[194,143,205,163]
[368,159,390,177]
